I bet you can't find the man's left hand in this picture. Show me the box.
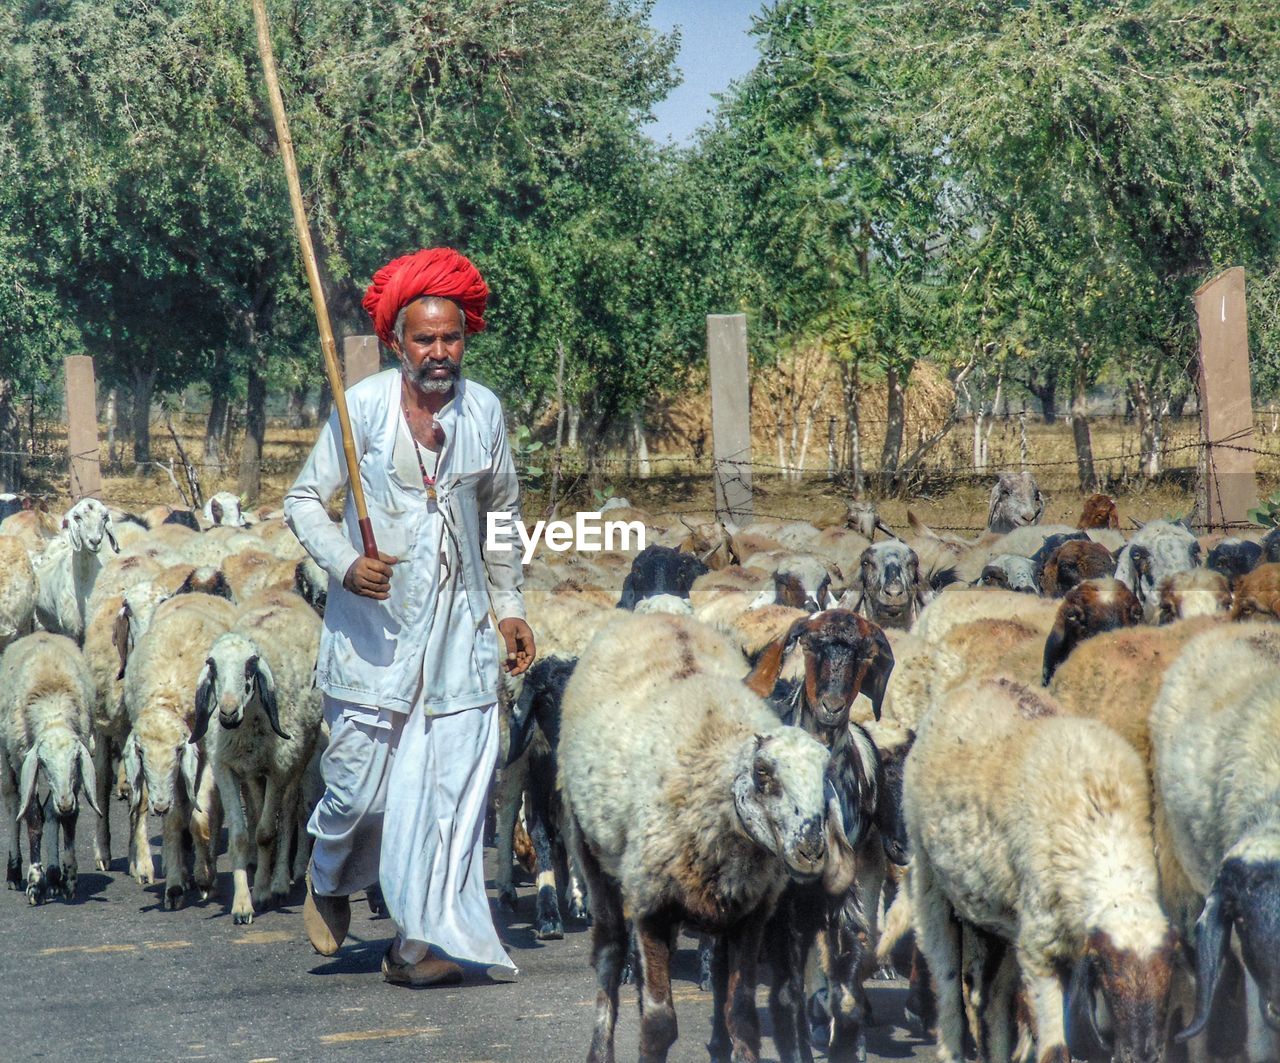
[498,617,536,677]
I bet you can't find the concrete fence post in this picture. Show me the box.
[707,314,753,526]
[64,355,102,500]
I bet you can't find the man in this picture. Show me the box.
[284,246,536,987]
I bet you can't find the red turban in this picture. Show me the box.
[361,247,489,346]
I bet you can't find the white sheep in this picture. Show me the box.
[905,676,1178,1063]
[909,586,1057,645]
[189,595,323,923]
[203,491,248,528]
[0,534,36,651]
[121,591,237,908]
[33,497,120,642]
[1150,624,1280,1061]
[558,612,837,1063]
[1115,519,1200,621]
[0,633,99,904]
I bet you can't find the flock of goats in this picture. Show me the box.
[0,468,1276,1063]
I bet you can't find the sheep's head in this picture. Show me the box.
[978,555,1039,594]
[1042,579,1143,684]
[745,610,894,732]
[62,497,118,555]
[844,501,894,541]
[162,509,201,532]
[1157,569,1230,623]
[113,580,171,679]
[617,545,708,609]
[1230,562,1280,622]
[176,567,234,601]
[732,728,830,882]
[1067,925,1178,1063]
[987,471,1045,534]
[190,633,289,743]
[1077,493,1120,530]
[849,540,927,628]
[205,491,246,528]
[1207,538,1263,589]
[749,555,838,614]
[1116,522,1200,621]
[1042,540,1116,597]
[1178,834,1280,1043]
[15,726,98,821]
[122,716,197,817]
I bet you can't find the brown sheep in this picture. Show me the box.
[1157,569,1231,623]
[1229,561,1280,621]
[1040,539,1115,597]
[1077,493,1120,529]
[1041,578,1144,684]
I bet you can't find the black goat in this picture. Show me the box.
[162,509,201,532]
[1206,537,1263,588]
[742,610,902,1063]
[616,544,708,609]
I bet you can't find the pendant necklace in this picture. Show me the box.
[402,393,439,502]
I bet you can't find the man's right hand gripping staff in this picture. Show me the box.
[343,553,400,600]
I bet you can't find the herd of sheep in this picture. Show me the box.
[0,469,1278,1063]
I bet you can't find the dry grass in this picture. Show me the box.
[24,407,1280,535]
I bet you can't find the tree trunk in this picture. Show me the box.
[1129,378,1159,478]
[204,386,229,469]
[566,403,581,449]
[1026,363,1059,424]
[1070,355,1097,491]
[630,411,650,479]
[237,362,267,503]
[131,364,157,468]
[286,386,306,429]
[316,377,333,426]
[0,377,20,492]
[840,361,863,494]
[879,365,905,483]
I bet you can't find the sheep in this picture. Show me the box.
[1157,569,1231,623]
[162,509,201,532]
[524,584,617,659]
[844,500,894,542]
[0,493,25,523]
[293,556,327,616]
[121,591,237,907]
[1115,519,1201,621]
[632,593,693,616]
[1206,537,1263,588]
[1150,625,1280,1061]
[558,612,836,1063]
[87,553,163,606]
[1230,561,1280,621]
[1263,526,1280,565]
[203,491,248,528]
[1039,539,1115,597]
[743,610,899,1061]
[841,539,950,630]
[1040,577,1144,684]
[0,503,59,557]
[905,676,1178,1063]
[986,470,1045,533]
[616,544,708,609]
[495,654,586,940]
[0,633,99,904]
[910,587,1058,645]
[32,498,120,642]
[1077,492,1121,529]
[0,534,36,651]
[976,554,1039,593]
[189,595,323,923]
[219,547,280,603]
[671,517,737,570]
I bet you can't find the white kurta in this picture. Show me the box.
[284,370,525,976]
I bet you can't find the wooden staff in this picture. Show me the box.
[251,0,378,558]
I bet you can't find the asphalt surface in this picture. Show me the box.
[0,798,935,1063]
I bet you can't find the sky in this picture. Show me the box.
[646,0,764,146]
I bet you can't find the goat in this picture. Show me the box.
[616,544,708,609]
[1039,539,1115,597]
[842,540,953,630]
[1157,569,1231,623]
[1041,578,1144,684]
[906,676,1178,1063]
[33,498,120,642]
[1206,537,1263,588]
[1115,519,1201,622]
[749,555,840,613]
[203,491,248,528]
[0,534,36,651]
[1077,493,1120,529]
[558,612,836,1063]
[986,471,1045,533]
[0,633,99,903]
[1230,561,1280,621]
[976,554,1039,593]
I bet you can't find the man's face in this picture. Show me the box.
[393,297,464,394]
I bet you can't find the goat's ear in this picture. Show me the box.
[986,481,1002,529]
[179,742,200,807]
[1107,503,1120,530]
[121,734,144,811]
[77,741,101,816]
[617,572,637,610]
[210,498,223,525]
[743,618,807,698]
[1033,488,1046,522]
[860,625,895,721]
[15,746,41,822]
[253,656,290,741]
[112,602,132,680]
[65,517,82,552]
[1130,544,1153,579]
[1041,615,1073,685]
[1176,869,1234,1044]
[105,518,119,553]
[1065,949,1112,1062]
[190,658,217,745]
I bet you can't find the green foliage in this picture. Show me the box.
[1248,489,1280,529]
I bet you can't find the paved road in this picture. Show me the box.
[0,799,934,1062]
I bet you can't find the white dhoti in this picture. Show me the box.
[308,693,515,975]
